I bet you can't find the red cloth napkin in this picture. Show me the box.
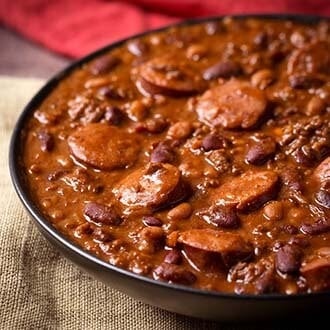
[0,0,329,58]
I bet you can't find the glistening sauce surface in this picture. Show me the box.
[22,18,329,294]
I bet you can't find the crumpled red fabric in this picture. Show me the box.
[0,0,329,58]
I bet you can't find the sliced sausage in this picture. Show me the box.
[113,163,189,212]
[209,170,279,212]
[183,245,224,272]
[301,256,330,292]
[135,56,205,97]
[68,123,140,170]
[178,229,252,267]
[287,41,330,76]
[195,80,267,129]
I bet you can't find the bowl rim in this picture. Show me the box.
[9,13,330,301]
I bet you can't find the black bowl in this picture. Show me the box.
[9,14,330,322]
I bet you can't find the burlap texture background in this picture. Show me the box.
[0,76,295,329]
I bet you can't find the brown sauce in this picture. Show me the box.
[22,17,330,295]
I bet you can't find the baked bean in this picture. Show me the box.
[21,18,330,296]
[251,69,274,90]
[167,121,193,141]
[127,100,149,121]
[263,201,283,221]
[186,44,207,61]
[167,203,192,220]
[305,96,327,116]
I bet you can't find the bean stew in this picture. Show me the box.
[21,17,329,295]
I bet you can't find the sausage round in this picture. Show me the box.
[209,170,279,211]
[135,56,205,97]
[195,80,267,129]
[68,123,140,170]
[113,163,189,212]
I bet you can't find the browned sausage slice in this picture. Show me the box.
[135,56,205,97]
[195,80,267,129]
[209,170,279,211]
[287,41,330,76]
[68,123,140,170]
[301,255,330,292]
[178,229,252,267]
[313,157,330,184]
[113,163,189,212]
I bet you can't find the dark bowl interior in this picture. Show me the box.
[9,14,330,322]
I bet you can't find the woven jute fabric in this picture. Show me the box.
[0,76,293,330]
[0,76,221,330]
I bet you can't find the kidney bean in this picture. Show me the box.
[253,32,268,48]
[104,106,125,125]
[84,202,122,225]
[167,203,192,220]
[142,216,163,227]
[289,74,324,89]
[150,141,175,163]
[315,189,330,209]
[275,244,302,274]
[153,263,196,285]
[164,250,182,265]
[246,136,276,165]
[202,134,228,151]
[127,39,149,56]
[89,54,120,75]
[280,167,303,192]
[202,205,240,229]
[292,146,317,167]
[203,60,242,80]
[37,130,54,152]
[301,217,330,235]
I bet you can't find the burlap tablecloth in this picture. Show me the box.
[0,76,291,329]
